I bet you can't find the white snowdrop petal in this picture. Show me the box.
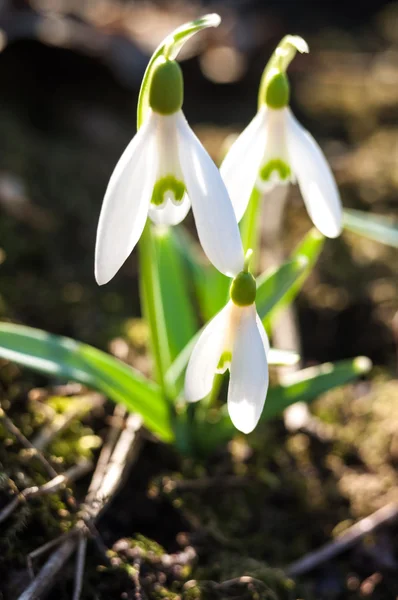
[220,107,268,222]
[95,115,157,285]
[228,305,269,433]
[286,108,342,238]
[256,313,270,355]
[148,194,191,226]
[176,112,244,277]
[185,302,232,403]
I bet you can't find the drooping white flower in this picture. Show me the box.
[95,57,244,285]
[220,70,342,239]
[184,260,269,434]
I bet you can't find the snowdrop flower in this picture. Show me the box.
[95,57,244,285]
[185,252,269,434]
[220,39,342,239]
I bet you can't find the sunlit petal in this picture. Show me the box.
[256,313,270,355]
[285,108,342,238]
[148,194,191,226]
[176,112,244,277]
[220,107,268,222]
[228,305,269,433]
[185,302,232,402]
[257,108,293,193]
[95,115,157,285]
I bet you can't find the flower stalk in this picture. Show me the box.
[138,222,171,394]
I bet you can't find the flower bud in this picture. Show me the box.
[230,271,256,306]
[264,70,290,109]
[149,58,184,115]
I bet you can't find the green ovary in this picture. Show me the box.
[260,159,291,182]
[217,351,232,373]
[151,176,186,207]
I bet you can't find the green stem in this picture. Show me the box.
[138,222,171,395]
[240,187,262,272]
[137,13,221,129]
[257,35,308,111]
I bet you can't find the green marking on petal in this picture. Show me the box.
[260,159,291,183]
[151,176,186,207]
[217,350,232,372]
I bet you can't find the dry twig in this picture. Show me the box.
[18,407,143,600]
[0,460,92,524]
[72,533,88,600]
[19,536,78,600]
[287,502,398,577]
[0,406,58,479]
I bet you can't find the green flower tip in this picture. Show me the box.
[264,70,290,109]
[230,269,257,307]
[149,58,183,115]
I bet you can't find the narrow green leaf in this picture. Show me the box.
[256,257,308,321]
[343,209,398,247]
[240,187,262,258]
[0,322,174,442]
[201,270,230,320]
[172,227,230,321]
[193,356,371,456]
[261,356,372,420]
[263,228,324,327]
[165,333,198,393]
[152,227,198,362]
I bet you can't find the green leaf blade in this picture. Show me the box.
[0,322,174,442]
[343,209,398,247]
[153,227,198,362]
[262,228,325,327]
[262,356,372,420]
[256,257,308,322]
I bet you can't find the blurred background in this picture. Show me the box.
[2,1,398,598]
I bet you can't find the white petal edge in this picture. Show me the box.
[285,108,342,238]
[220,107,268,222]
[256,313,270,356]
[176,111,244,277]
[184,302,232,403]
[228,305,269,434]
[148,194,191,226]
[95,114,157,285]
